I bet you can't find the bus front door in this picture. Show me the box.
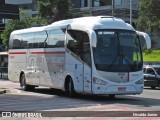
[82,39,92,93]
[83,64,92,93]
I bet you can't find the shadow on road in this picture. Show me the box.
[1,79,159,111]
[144,87,160,90]
[11,87,160,111]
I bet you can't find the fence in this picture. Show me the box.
[0,66,8,79]
[0,52,8,79]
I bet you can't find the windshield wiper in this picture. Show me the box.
[107,45,135,70]
[107,46,121,70]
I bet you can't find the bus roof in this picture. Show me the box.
[11,16,135,35]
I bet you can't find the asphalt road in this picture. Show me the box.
[0,79,160,119]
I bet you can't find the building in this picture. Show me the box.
[0,0,19,48]
[1,0,139,29]
[72,0,139,27]
[5,0,38,18]
[0,0,38,49]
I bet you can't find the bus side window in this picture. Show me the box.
[67,30,91,66]
[34,31,47,48]
[67,30,83,56]
[48,29,65,48]
[22,33,34,48]
[21,40,27,49]
[13,39,21,49]
[82,33,91,66]
[12,34,22,49]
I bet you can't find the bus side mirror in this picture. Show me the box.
[90,30,97,48]
[136,31,151,49]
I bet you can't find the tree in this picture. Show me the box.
[37,0,72,23]
[136,0,160,35]
[1,9,48,49]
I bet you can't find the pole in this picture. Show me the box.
[112,0,115,16]
[130,0,132,25]
[89,0,92,15]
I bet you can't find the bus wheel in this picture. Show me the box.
[66,78,76,97]
[108,94,115,99]
[20,74,35,91]
[151,86,155,89]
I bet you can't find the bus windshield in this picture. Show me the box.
[93,29,143,72]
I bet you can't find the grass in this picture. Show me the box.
[143,50,160,62]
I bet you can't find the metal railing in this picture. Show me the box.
[0,67,8,79]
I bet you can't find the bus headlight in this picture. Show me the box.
[135,79,144,84]
[93,77,108,85]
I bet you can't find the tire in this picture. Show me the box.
[66,78,76,97]
[108,94,115,99]
[50,88,57,94]
[20,74,35,91]
[151,86,155,89]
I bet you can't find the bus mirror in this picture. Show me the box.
[90,30,97,48]
[136,31,151,49]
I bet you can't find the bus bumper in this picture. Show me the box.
[92,85,143,95]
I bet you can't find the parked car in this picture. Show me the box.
[143,66,160,89]
[143,62,149,67]
[151,62,160,68]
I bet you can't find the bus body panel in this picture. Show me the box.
[91,68,143,95]
[8,49,27,83]
[65,52,84,92]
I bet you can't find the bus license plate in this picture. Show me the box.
[118,87,126,91]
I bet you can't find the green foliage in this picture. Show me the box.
[37,0,72,23]
[136,0,160,35]
[143,49,153,55]
[1,17,48,49]
[143,50,160,62]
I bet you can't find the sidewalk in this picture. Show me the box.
[0,79,20,94]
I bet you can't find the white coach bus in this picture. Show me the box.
[9,16,144,97]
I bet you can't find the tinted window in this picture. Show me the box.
[139,34,147,49]
[82,33,91,66]
[146,68,155,75]
[13,34,22,49]
[67,30,91,66]
[34,31,47,48]
[47,29,65,48]
[22,33,34,48]
[94,30,142,72]
[67,30,84,56]
[154,68,160,75]
[11,30,64,49]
